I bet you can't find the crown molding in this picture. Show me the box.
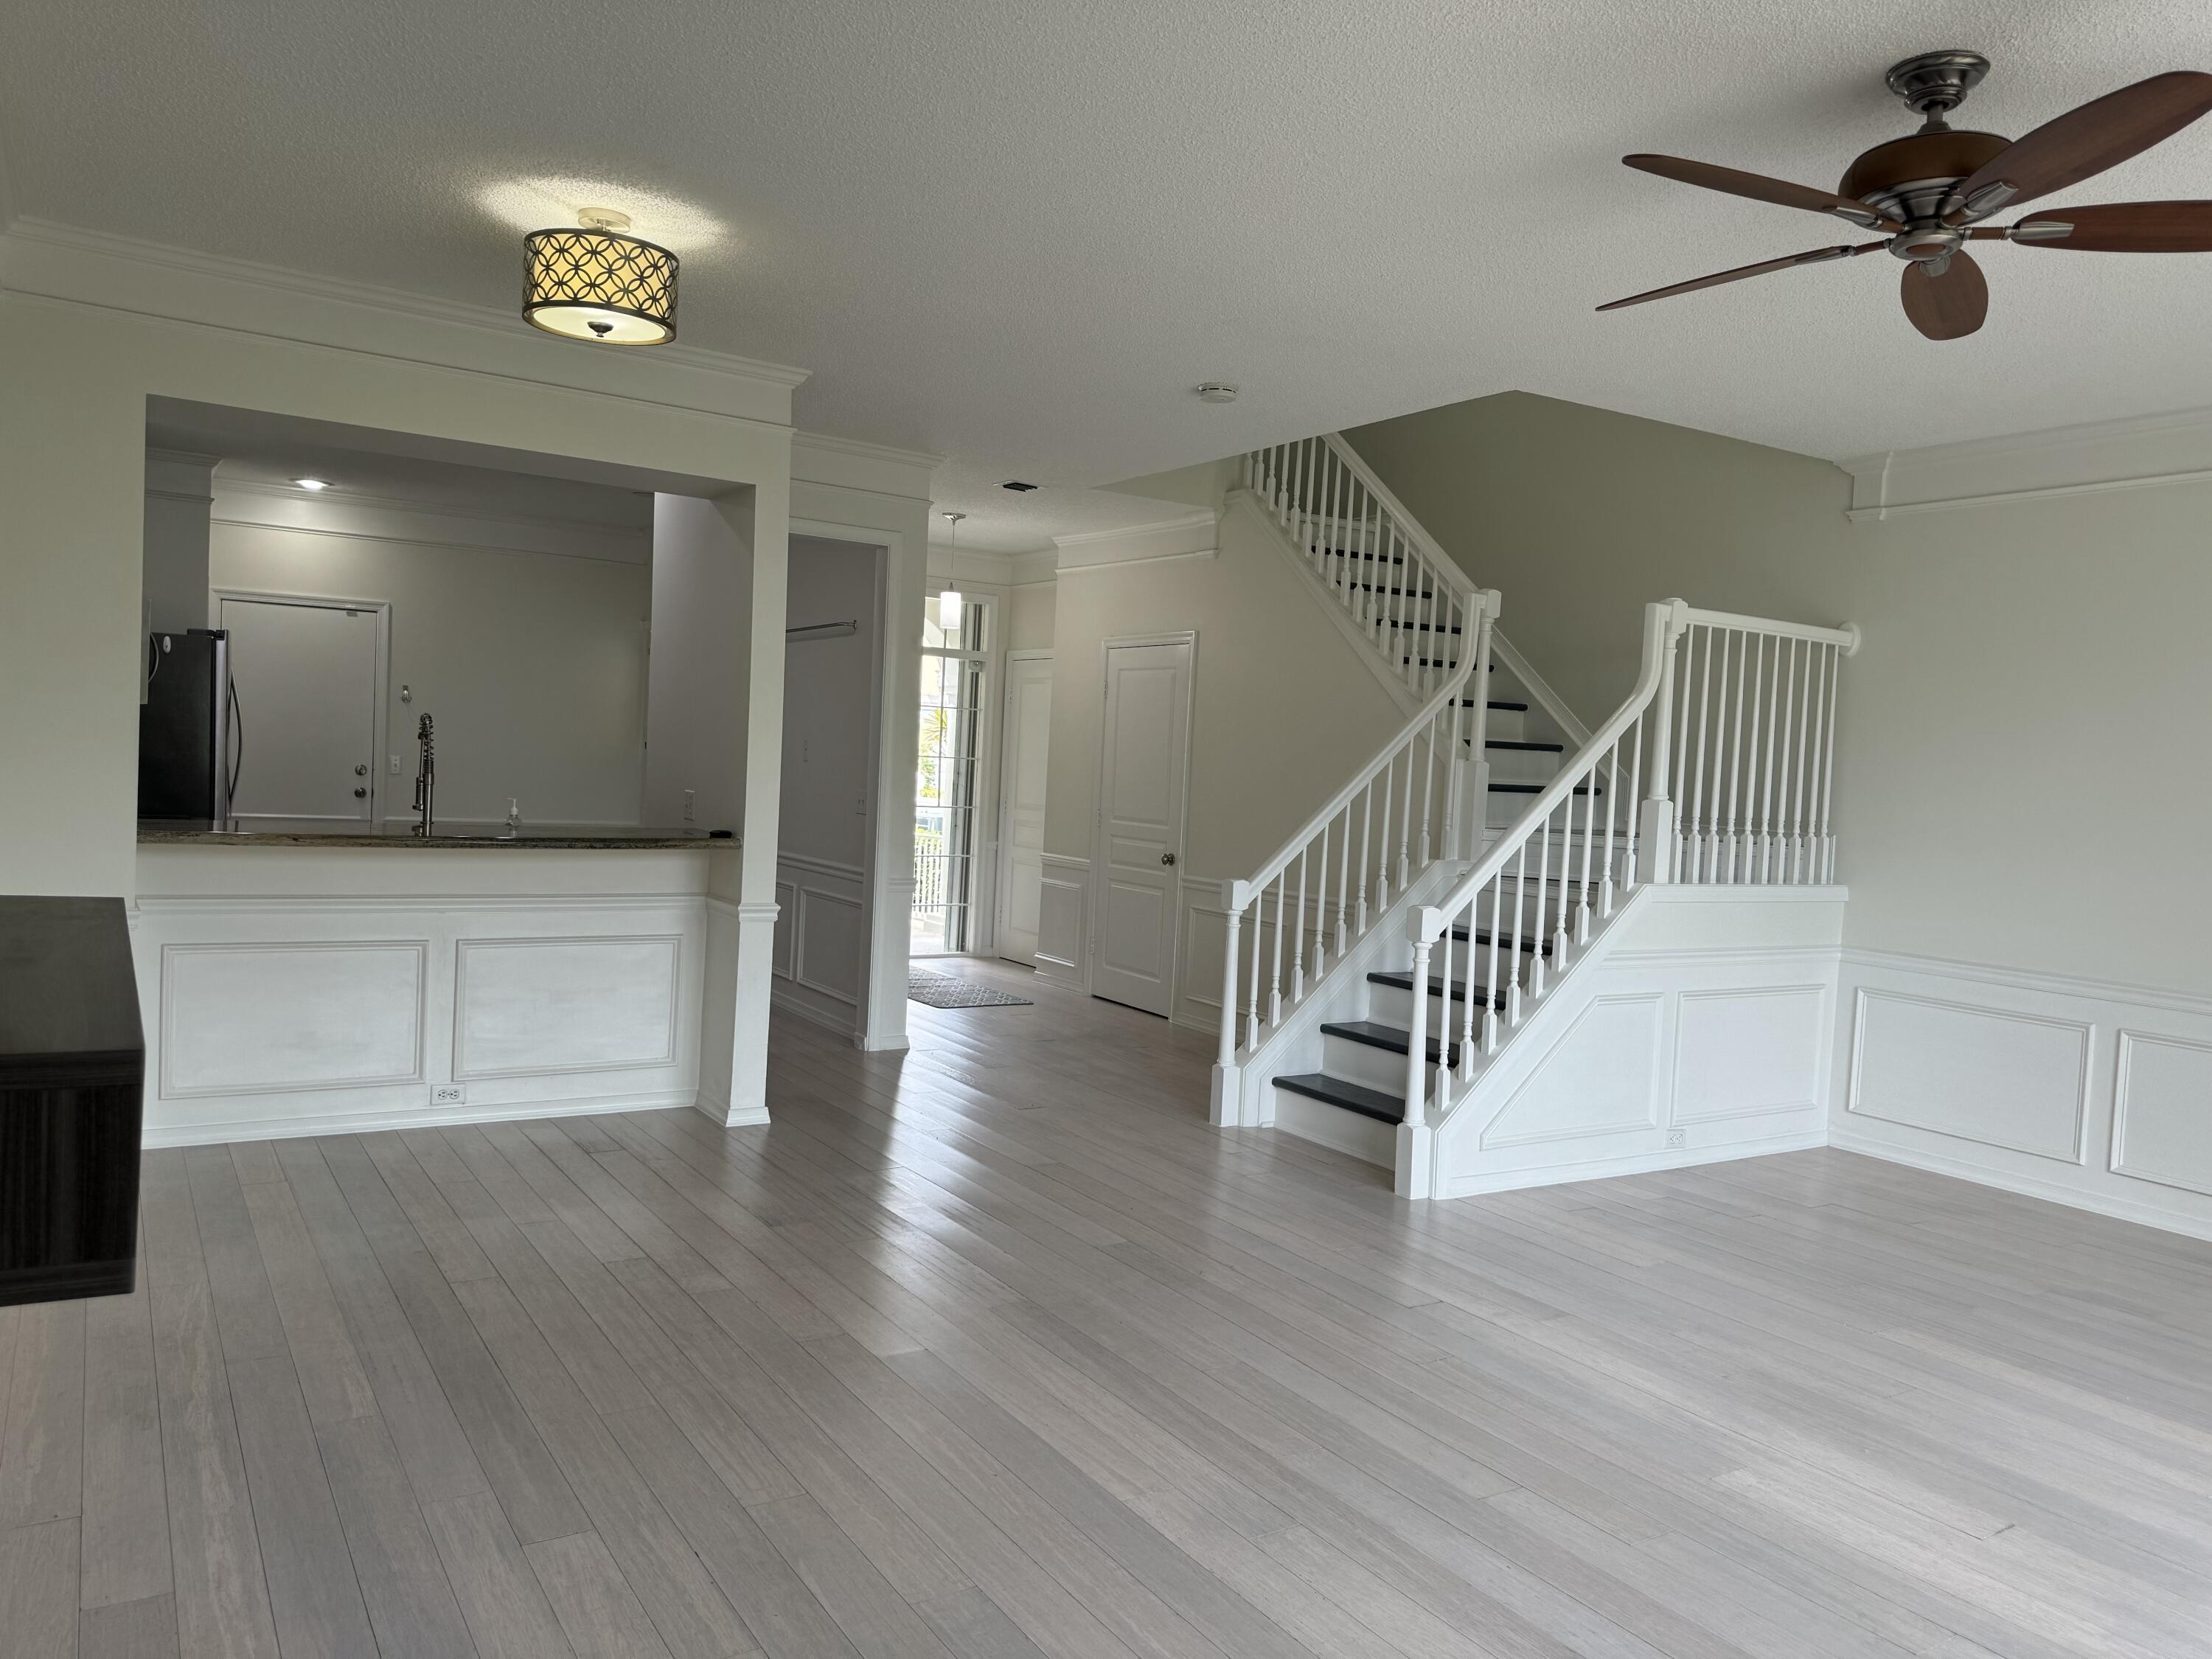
[0,217,810,427]
[790,429,939,501]
[1052,509,1219,571]
[923,541,1057,587]
[1844,404,2212,522]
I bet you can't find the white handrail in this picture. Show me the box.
[1398,599,1858,1137]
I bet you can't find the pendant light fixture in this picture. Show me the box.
[937,513,965,634]
[523,208,679,344]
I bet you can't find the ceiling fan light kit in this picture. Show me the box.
[1605,54,2212,339]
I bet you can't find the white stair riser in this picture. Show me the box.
[1321,1032,1425,1093]
[1485,708,1527,742]
[1366,981,1490,1032]
[1271,1091,1396,1166]
[1484,747,1562,785]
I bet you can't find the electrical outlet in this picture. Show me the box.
[390,754,403,774]
[431,1083,466,1107]
[854,791,868,815]
[682,789,696,823]
[1664,1128,1685,1150]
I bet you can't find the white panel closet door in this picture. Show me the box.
[997,653,1054,967]
[1091,639,1191,1016]
[220,597,380,824]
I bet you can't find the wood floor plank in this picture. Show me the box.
[1,1516,83,1659]
[422,1489,578,1659]
[316,1413,479,1659]
[0,1298,85,1528]
[524,1529,685,1659]
[80,1592,183,1659]
[227,1352,381,1659]
[141,1150,283,1659]
[81,1248,171,1609]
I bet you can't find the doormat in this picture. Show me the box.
[907,969,1033,1009]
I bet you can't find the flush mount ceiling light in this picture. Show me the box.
[291,476,331,491]
[523,208,679,345]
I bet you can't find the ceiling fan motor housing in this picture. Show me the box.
[1841,128,2011,235]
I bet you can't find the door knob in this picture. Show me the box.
[355,763,369,776]
[1160,852,1177,866]
[353,787,368,799]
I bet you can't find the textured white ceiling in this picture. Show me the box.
[14,1,2212,532]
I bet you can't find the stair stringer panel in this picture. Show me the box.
[1425,885,1848,1199]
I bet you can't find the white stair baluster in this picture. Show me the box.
[1482,875,1503,1053]
[1290,849,1307,1004]
[1819,641,1843,881]
[1792,633,1815,882]
[1507,844,1528,1027]
[1357,778,1374,932]
[1312,821,1330,980]
[1267,875,1286,1024]
[1335,803,1352,953]
[1725,626,1747,883]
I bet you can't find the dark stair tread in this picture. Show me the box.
[1490,782,1603,795]
[1382,621,1464,636]
[1462,698,1529,711]
[1367,970,1509,1007]
[1403,657,1462,669]
[1346,582,1435,598]
[1273,1074,1404,1124]
[1319,1020,1462,1066]
[1321,549,1407,565]
[1446,927,1555,956]
[1486,739,1564,753]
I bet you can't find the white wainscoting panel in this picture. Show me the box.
[1832,949,2212,1243]
[1034,852,1090,990]
[771,853,867,1035]
[133,846,712,1146]
[161,941,425,1097]
[2112,1031,2212,1198]
[1846,988,2088,1162]
[1480,993,1664,1149]
[1673,984,1826,1124]
[1433,886,1842,1198]
[455,934,679,1079]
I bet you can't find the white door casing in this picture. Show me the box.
[996,650,1053,966]
[216,593,385,824]
[1091,635,1194,1017]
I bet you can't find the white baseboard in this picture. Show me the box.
[1827,1127,2212,1247]
[771,980,859,1038]
[1439,1127,1828,1198]
[140,1088,698,1149]
[693,1094,771,1130]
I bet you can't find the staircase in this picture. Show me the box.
[1217,434,1860,1198]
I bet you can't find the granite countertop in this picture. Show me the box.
[138,821,728,851]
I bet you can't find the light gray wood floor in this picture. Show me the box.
[7,959,2212,1658]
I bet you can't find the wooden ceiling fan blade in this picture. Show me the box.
[1944,72,2212,220]
[2009,201,2212,251]
[1899,250,1989,340]
[1596,242,1885,312]
[1622,155,1899,230]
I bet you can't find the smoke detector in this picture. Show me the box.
[1195,382,1239,404]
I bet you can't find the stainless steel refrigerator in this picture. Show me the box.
[137,628,238,823]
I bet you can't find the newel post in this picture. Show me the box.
[1635,599,1688,886]
[1397,906,1444,1199]
[1209,880,1251,1127]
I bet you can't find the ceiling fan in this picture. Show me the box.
[1601,52,2212,339]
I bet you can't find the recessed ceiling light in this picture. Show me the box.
[1196,382,1239,404]
[292,477,332,491]
[1001,480,1040,493]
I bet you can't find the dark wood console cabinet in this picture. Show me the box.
[0,897,145,1306]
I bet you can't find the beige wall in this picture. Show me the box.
[213,519,652,829]
[1007,580,1056,651]
[0,258,792,897]
[1345,389,2212,996]
[1043,504,1403,886]
[1346,391,1856,728]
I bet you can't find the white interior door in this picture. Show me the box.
[1091,639,1192,1016]
[996,652,1053,966]
[219,597,381,824]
